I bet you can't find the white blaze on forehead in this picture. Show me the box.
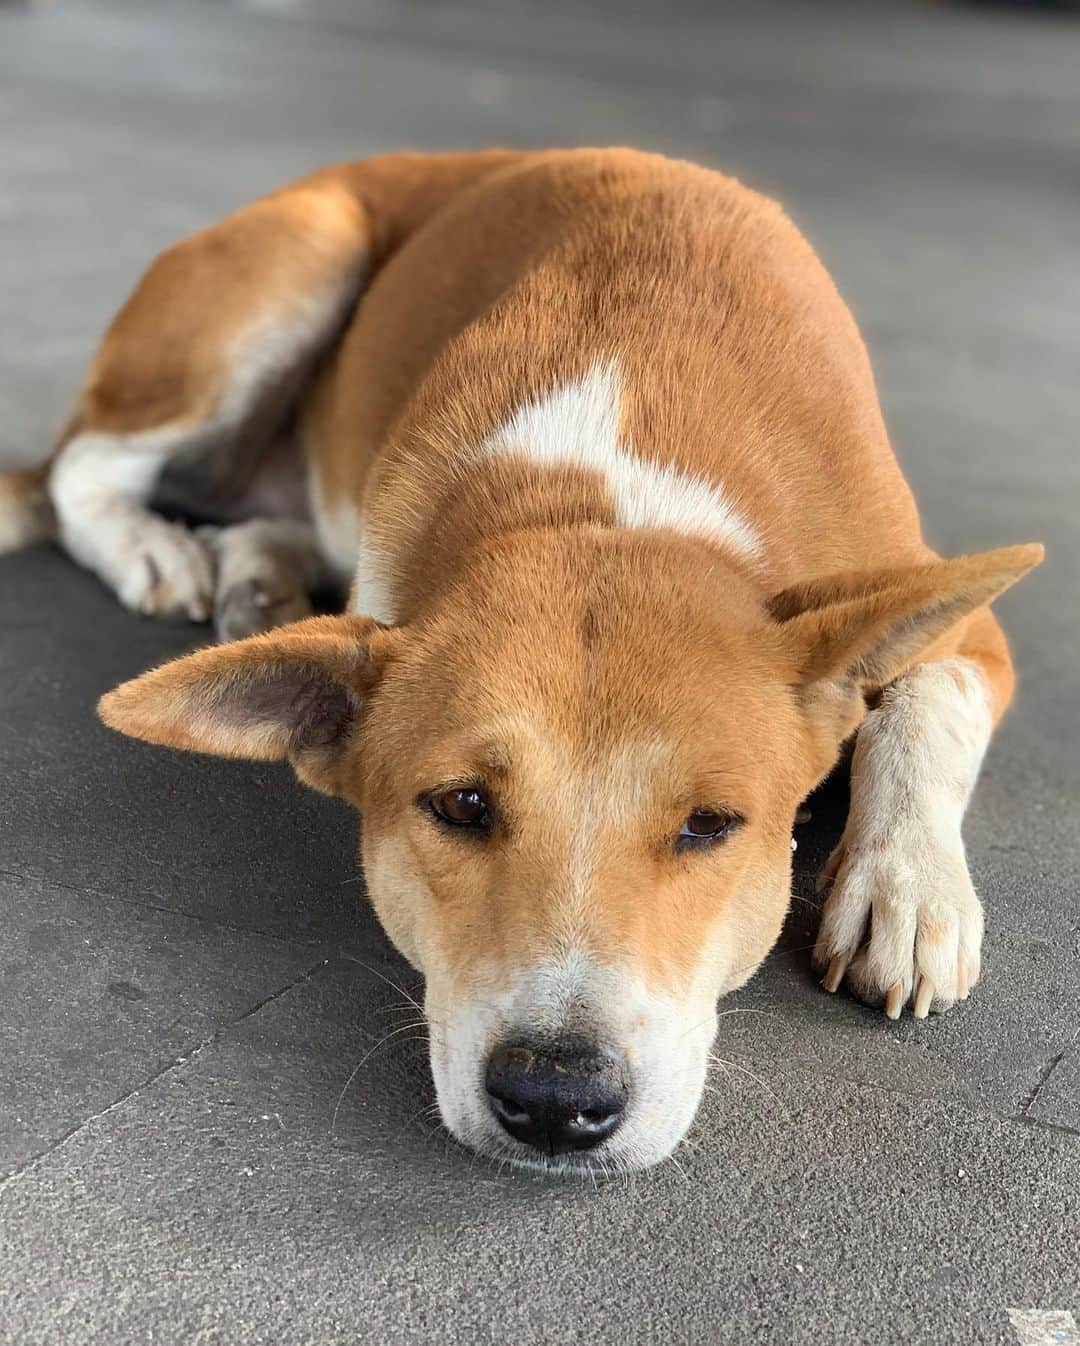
[477,360,764,564]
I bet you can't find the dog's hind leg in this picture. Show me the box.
[52,427,219,620]
[44,150,525,621]
[47,177,374,621]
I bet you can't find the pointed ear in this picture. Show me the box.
[98,614,402,795]
[767,544,1043,690]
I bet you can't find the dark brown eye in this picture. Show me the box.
[426,787,491,830]
[678,809,737,848]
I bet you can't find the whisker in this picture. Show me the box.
[707,1054,784,1108]
[331,1023,430,1138]
[665,1151,691,1186]
[401,1098,442,1130]
[377,1002,432,1019]
[339,957,425,1016]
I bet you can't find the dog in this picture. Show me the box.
[0,149,1042,1172]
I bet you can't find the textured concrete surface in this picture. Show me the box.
[1,1,1078,1342]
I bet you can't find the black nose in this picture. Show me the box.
[485,1042,629,1154]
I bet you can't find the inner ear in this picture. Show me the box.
[767,543,1043,692]
[227,667,355,751]
[98,614,403,794]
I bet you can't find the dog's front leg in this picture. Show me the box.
[813,648,1004,1019]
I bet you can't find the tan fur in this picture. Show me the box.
[0,464,55,553]
[8,148,1044,1169]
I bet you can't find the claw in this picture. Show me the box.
[884,982,904,1020]
[957,955,970,1001]
[914,978,934,1019]
[823,954,848,993]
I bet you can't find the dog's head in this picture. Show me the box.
[100,536,1039,1171]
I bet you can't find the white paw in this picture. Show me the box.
[812,829,984,1019]
[114,518,216,622]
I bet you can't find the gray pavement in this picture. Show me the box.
[1,1,1078,1342]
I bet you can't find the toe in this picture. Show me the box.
[842,946,888,1009]
[884,982,906,1020]
[822,954,848,993]
[815,843,846,895]
[913,977,935,1019]
[214,578,312,642]
[117,555,155,613]
[813,866,869,975]
[215,578,269,642]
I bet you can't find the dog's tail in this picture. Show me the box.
[0,413,82,555]
[0,463,56,555]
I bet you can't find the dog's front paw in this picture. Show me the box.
[812,830,983,1019]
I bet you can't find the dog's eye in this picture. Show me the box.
[427,787,491,830]
[677,809,738,849]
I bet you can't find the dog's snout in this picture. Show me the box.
[485,1042,629,1154]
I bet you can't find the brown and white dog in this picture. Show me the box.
[1,149,1042,1172]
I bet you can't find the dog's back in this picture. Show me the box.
[307,148,928,613]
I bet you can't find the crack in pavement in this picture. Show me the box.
[0,863,328,949]
[0,957,332,1191]
[1018,1024,1080,1118]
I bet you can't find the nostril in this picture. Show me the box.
[576,1109,606,1127]
[487,1092,531,1127]
[565,1105,620,1138]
